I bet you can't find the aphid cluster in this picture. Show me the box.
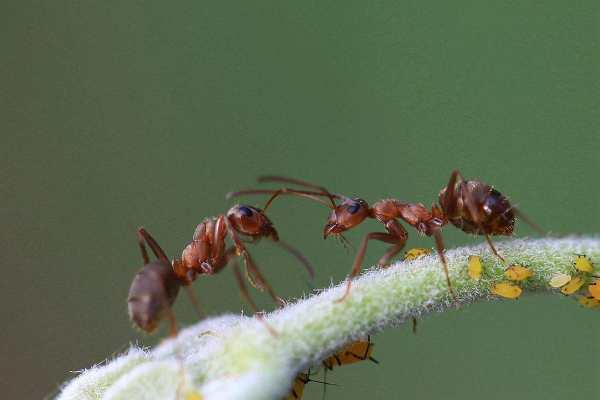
[128,170,541,335]
[465,253,599,304]
[284,336,378,400]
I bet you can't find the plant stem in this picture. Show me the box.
[57,237,600,400]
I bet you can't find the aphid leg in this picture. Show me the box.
[432,230,459,305]
[232,261,278,336]
[336,232,399,303]
[484,234,505,262]
[137,227,170,263]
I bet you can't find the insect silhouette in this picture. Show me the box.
[228,170,542,302]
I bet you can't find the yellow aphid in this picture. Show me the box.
[574,255,594,273]
[404,248,432,261]
[504,264,533,281]
[549,273,571,288]
[560,276,585,295]
[578,296,600,310]
[467,255,483,280]
[186,392,204,400]
[491,282,522,299]
[588,281,600,300]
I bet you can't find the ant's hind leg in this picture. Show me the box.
[233,261,278,336]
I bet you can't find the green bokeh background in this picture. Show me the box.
[3,1,599,399]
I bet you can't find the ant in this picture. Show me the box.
[128,204,314,335]
[228,170,542,302]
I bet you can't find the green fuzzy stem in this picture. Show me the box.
[57,237,600,400]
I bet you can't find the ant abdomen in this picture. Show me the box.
[127,261,180,333]
[440,180,515,236]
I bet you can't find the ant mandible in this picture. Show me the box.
[228,170,542,302]
[128,205,314,335]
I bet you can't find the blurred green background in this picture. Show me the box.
[2,1,599,398]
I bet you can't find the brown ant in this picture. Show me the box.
[128,204,314,335]
[228,170,542,302]
[128,227,190,335]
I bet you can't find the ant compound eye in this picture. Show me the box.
[238,206,254,217]
[346,202,362,214]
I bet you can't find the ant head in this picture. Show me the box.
[227,204,279,240]
[323,198,369,238]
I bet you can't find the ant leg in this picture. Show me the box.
[440,170,465,217]
[232,261,278,336]
[136,229,150,264]
[183,286,205,319]
[137,227,170,263]
[165,306,179,338]
[336,232,399,303]
[243,251,284,307]
[432,230,459,304]
[485,234,505,262]
[226,220,284,307]
[274,239,315,279]
[377,243,405,268]
[412,317,418,334]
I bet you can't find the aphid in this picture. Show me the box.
[491,281,522,299]
[284,370,333,400]
[467,255,483,280]
[228,170,541,302]
[549,273,571,288]
[560,276,585,295]
[404,247,432,261]
[578,296,600,310]
[574,254,594,273]
[321,336,379,370]
[504,264,533,281]
[587,280,600,300]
